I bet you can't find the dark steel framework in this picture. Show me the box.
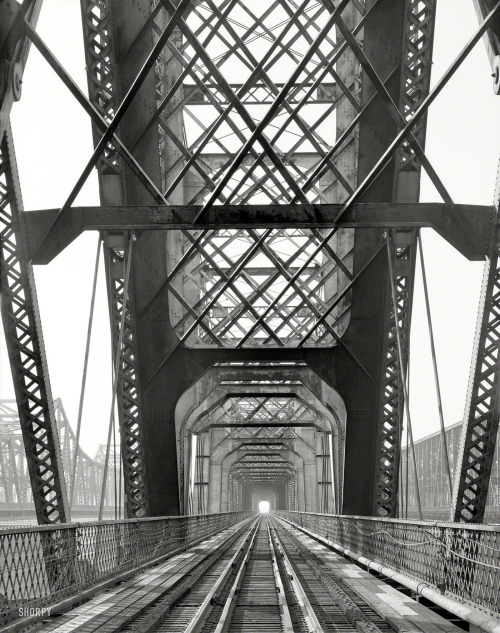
[0,0,499,523]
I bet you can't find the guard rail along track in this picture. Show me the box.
[275,510,500,618]
[36,515,417,633]
[3,513,498,633]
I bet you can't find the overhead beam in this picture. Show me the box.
[25,202,492,264]
[182,82,341,105]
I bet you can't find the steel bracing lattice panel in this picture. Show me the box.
[153,1,362,205]
[80,0,151,518]
[229,426,297,440]
[0,128,68,524]
[453,204,500,523]
[153,0,362,347]
[195,395,323,431]
[374,233,416,517]
[80,0,120,175]
[103,239,150,517]
[167,228,354,347]
[394,0,436,190]
[372,0,436,517]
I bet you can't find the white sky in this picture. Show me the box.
[0,0,499,456]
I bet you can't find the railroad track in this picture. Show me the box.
[137,516,394,633]
[33,515,460,633]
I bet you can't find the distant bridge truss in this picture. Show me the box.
[0,399,121,520]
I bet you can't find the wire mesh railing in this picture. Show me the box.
[276,511,500,617]
[0,511,252,626]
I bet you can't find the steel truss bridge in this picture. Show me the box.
[1,0,500,631]
[0,400,121,520]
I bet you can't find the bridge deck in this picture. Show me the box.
[8,516,464,633]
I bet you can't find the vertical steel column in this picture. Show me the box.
[80,0,150,517]
[103,234,150,517]
[0,127,69,524]
[452,186,499,523]
[373,0,436,517]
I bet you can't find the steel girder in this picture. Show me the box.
[0,128,69,524]
[452,195,500,523]
[372,0,436,517]
[80,0,150,518]
[58,0,466,516]
[446,0,500,524]
[25,202,491,264]
[0,0,70,524]
[79,0,426,516]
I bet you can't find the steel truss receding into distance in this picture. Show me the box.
[0,0,500,525]
[0,399,121,511]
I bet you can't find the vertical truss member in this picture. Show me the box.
[451,0,500,524]
[373,0,436,517]
[0,127,69,524]
[80,0,150,517]
[452,195,500,523]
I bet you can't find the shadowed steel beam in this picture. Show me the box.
[24,203,492,264]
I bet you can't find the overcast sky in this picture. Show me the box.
[0,0,499,456]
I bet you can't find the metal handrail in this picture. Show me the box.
[0,511,253,626]
[276,511,500,618]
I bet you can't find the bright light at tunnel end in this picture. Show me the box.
[259,501,270,513]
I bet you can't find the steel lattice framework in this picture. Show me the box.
[0,399,121,510]
[372,0,435,517]
[79,0,151,519]
[451,0,500,523]
[1,0,499,525]
[0,129,68,524]
[453,203,500,522]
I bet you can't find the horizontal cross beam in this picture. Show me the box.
[25,203,493,264]
[183,82,340,105]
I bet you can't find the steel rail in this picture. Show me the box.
[120,516,260,633]
[208,517,298,633]
[268,521,324,633]
[270,517,391,633]
[182,519,261,633]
